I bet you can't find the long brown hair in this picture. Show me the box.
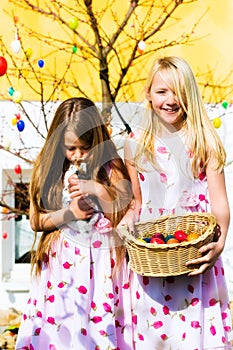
[30,97,133,275]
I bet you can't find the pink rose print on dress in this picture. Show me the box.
[199,171,206,181]
[191,320,201,329]
[164,294,172,302]
[92,240,102,248]
[122,282,130,289]
[95,217,111,233]
[64,240,70,248]
[153,321,163,329]
[160,173,167,184]
[99,330,107,336]
[75,247,80,255]
[139,172,145,181]
[150,307,156,316]
[91,316,102,323]
[138,333,144,341]
[47,317,56,325]
[63,261,72,269]
[106,292,114,299]
[115,320,122,328]
[77,285,87,294]
[157,146,171,159]
[49,345,57,350]
[142,276,149,285]
[160,334,168,341]
[46,295,55,303]
[162,305,170,315]
[58,281,66,288]
[91,301,97,310]
[209,298,218,306]
[191,298,200,306]
[103,302,112,313]
[81,327,87,335]
[36,311,42,318]
[210,325,216,336]
[132,315,137,325]
[179,314,186,322]
[179,191,200,212]
[34,328,41,336]
[188,284,194,293]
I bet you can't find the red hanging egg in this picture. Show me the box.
[14,164,22,175]
[2,232,8,239]
[0,56,8,76]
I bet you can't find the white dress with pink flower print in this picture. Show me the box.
[15,184,133,349]
[125,130,233,350]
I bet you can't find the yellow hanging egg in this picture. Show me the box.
[212,117,221,129]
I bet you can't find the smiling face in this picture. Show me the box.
[147,70,185,131]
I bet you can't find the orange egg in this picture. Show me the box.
[166,238,179,244]
[186,233,200,241]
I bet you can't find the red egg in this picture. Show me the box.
[150,237,165,244]
[174,230,187,242]
[14,164,22,175]
[152,232,164,241]
[0,56,8,77]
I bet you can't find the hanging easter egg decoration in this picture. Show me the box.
[17,119,25,132]
[13,90,23,103]
[0,56,8,76]
[72,45,78,54]
[222,101,229,109]
[11,118,17,126]
[25,48,33,59]
[38,59,44,68]
[15,113,21,120]
[14,164,22,175]
[11,39,21,53]
[8,87,15,96]
[212,117,222,129]
[137,40,146,55]
[2,232,8,240]
[2,207,9,214]
[69,17,79,31]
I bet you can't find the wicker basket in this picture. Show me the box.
[119,212,216,277]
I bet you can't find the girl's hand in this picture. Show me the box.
[69,196,95,220]
[186,239,225,276]
[68,174,99,198]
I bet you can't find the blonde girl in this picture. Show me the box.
[121,56,232,349]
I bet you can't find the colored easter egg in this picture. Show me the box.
[17,120,25,132]
[0,56,8,76]
[13,90,23,103]
[69,17,79,30]
[38,59,44,68]
[174,230,187,242]
[186,233,200,241]
[212,117,221,129]
[14,164,22,174]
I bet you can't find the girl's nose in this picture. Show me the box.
[74,149,83,160]
[166,91,177,104]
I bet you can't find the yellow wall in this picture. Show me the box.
[0,0,233,103]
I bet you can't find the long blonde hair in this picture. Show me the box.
[31,97,133,275]
[135,56,226,176]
